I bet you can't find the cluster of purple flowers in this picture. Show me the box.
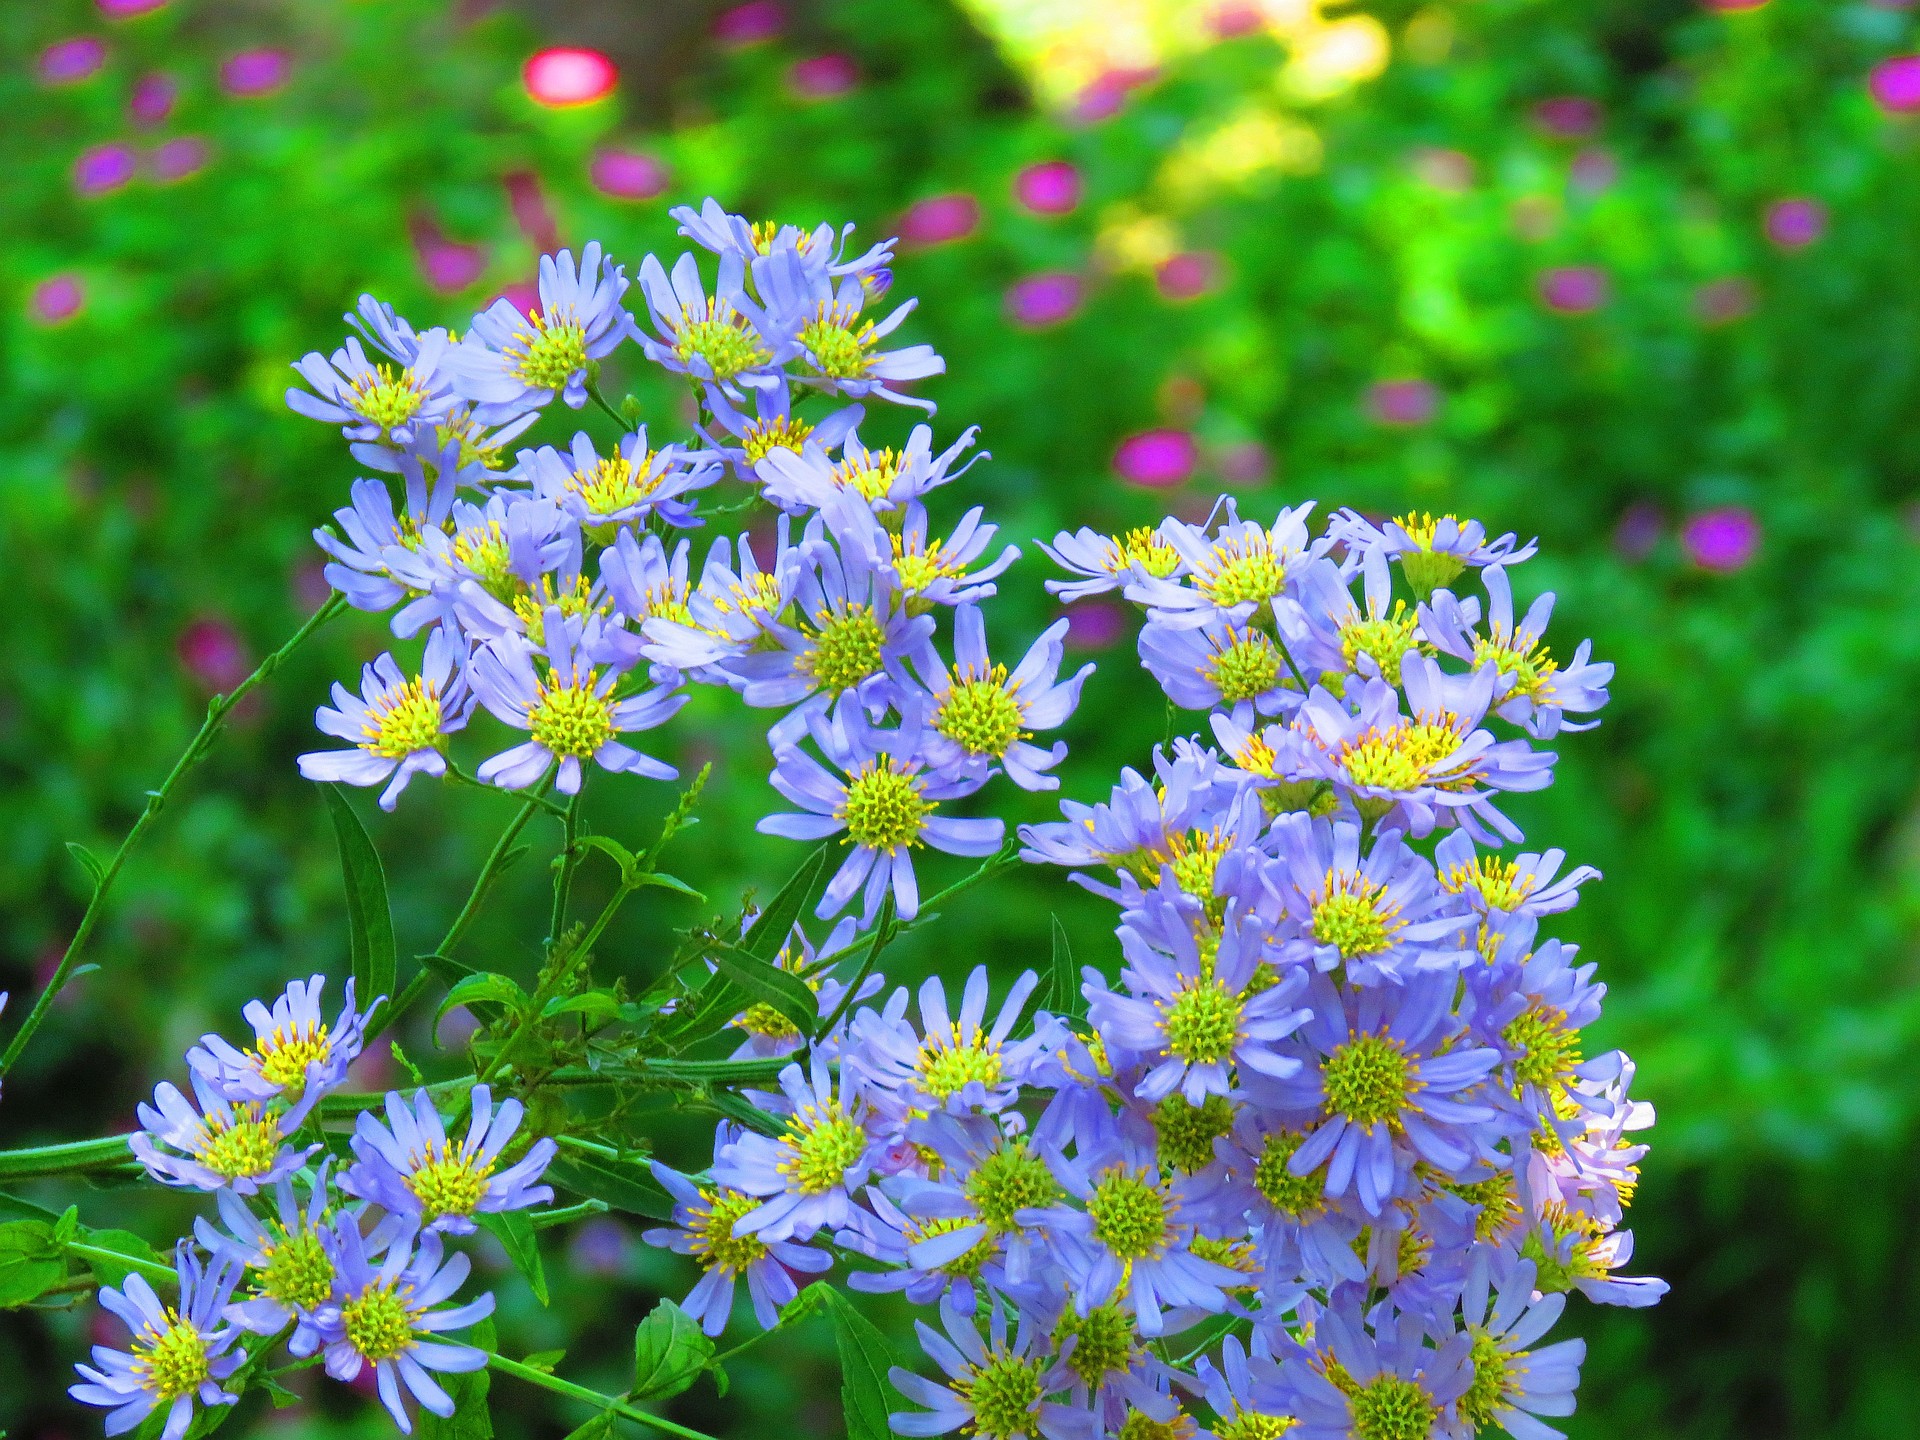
[87,976,554,1436]
[642,502,1660,1440]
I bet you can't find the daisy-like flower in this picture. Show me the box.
[1455,1256,1586,1440]
[1127,500,1326,630]
[1279,1299,1472,1440]
[1138,616,1300,717]
[194,1161,337,1352]
[1432,830,1599,939]
[829,498,1021,613]
[848,966,1057,1123]
[644,1133,835,1335]
[131,1069,320,1195]
[382,493,579,636]
[899,605,1091,791]
[1514,1171,1667,1309]
[1263,813,1471,985]
[70,1246,244,1440]
[1277,549,1429,687]
[519,427,720,532]
[1248,972,1500,1216]
[187,975,375,1105]
[888,1298,1093,1440]
[758,699,1003,923]
[757,422,983,515]
[704,378,863,483]
[297,630,473,810]
[450,243,637,418]
[1219,1107,1367,1290]
[1193,1334,1295,1440]
[1084,892,1311,1104]
[287,329,462,445]
[1330,508,1537,599]
[343,1085,557,1236]
[1420,565,1612,738]
[353,404,542,490]
[755,243,944,411]
[711,1054,881,1243]
[1527,1056,1653,1228]
[469,609,687,794]
[670,197,895,282]
[1462,938,1611,1140]
[314,457,457,614]
[724,916,879,1059]
[639,519,807,674]
[1038,523,1185,602]
[314,1221,495,1435]
[635,249,786,399]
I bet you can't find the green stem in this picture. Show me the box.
[1,594,347,1075]
[65,1241,177,1287]
[0,1134,136,1181]
[487,1354,723,1440]
[549,784,586,945]
[586,383,630,432]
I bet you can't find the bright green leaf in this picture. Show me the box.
[417,1317,495,1440]
[321,783,398,1009]
[0,1220,66,1308]
[546,1147,674,1222]
[630,1297,715,1401]
[477,1210,548,1306]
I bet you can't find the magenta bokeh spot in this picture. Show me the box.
[590,149,668,200]
[1693,276,1755,326]
[1217,441,1272,486]
[898,194,979,247]
[1703,0,1769,10]
[523,47,616,106]
[1075,70,1153,124]
[29,275,86,326]
[98,0,169,14]
[178,617,251,692]
[1569,147,1618,195]
[1014,160,1081,215]
[714,0,784,45]
[498,281,541,318]
[1537,265,1608,314]
[74,143,136,195]
[1156,252,1219,301]
[151,135,209,182]
[789,54,859,99]
[1681,507,1760,572]
[40,37,106,85]
[129,71,177,126]
[1062,600,1129,651]
[1869,56,1920,114]
[1368,379,1439,427]
[221,48,289,97]
[1211,3,1266,37]
[1533,96,1601,139]
[1114,429,1197,489]
[1764,197,1826,249]
[419,241,487,294]
[1613,503,1663,563]
[1005,273,1082,328]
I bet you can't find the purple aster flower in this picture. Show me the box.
[382,493,579,637]
[350,404,542,491]
[1217,1107,1366,1291]
[519,427,720,531]
[758,698,1002,923]
[1461,938,1611,1140]
[1084,892,1310,1104]
[1126,501,1327,629]
[847,966,1057,1125]
[898,604,1091,790]
[888,1298,1094,1440]
[670,197,895,281]
[710,1054,882,1242]
[1512,1163,1667,1309]
[469,611,687,794]
[1420,565,1612,737]
[193,1161,337,1353]
[313,457,457,614]
[314,1220,494,1434]
[1247,972,1500,1215]
[1455,1256,1586,1440]
[635,248,786,399]
[1432,830,1599,940]
[644,1131,834,1334]
[757,422,983,515]
[448,243,637,419]
[703,377,863,484]
[1039,523,1188,603]
[1139,616,1301,717]
[131,1069,320,1195]
[1329,508,1537,599]
[70,1246,244,1440]
[826,497,1021,612]
[345,293,425,365]
[187,974,376,1105]
[638,518,807,674]
[1263,813,1470,984]
[754,243,944,412]
[297,630,474,810]
[287,329,462,445]
[1279,1299,1471,1440]
[1275,549,1428,687]
[343,1084,556,1236]
[725,916,877,1058]
[1525,1057,1652,1228]
[1193,1334,1295,1440]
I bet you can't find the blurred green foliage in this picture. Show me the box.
[5,0,1920,1436]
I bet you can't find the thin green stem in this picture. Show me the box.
[65,1241,176,1287]
[1,594,347,1075]
[487,1354,722,1440]
[0,1134,136,1181]
[549,784,586,945]
[446,759,568,817]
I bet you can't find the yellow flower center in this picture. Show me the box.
[1162,979,1240,1065]
[1311,873,1402,959]
[935,667,1025,757]
[251,1020,335,1092]
[840,763,929,853]
[832,449,903,502]
[803,606,886,694]
[197,1108,284,1181]
[511,310,588,391]
[1338,601,1426,679]
[132,1312,212,1401]
[257,1225,335,1312]
[348,363,428,432]
[743,418,814,463]
[1200,542,1289,608]
[777,1105,867,1194]
[691,1188,771,1273]
[406,1145,496,1218]
[362,678,444,761]
[341,1282,416,1363]
[676,300,771,380]
[1118,527,1182,578]
[528,675,615,760]
[1207,630,1284,703]
[799,301,877,379]
[1087,1166,1171,1262]
[918,1029,1005,1100]
[1322,1034,1413,1129]
[568,453,661,515]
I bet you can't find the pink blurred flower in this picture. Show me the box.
[504,169,560,252]
[1217,441,1272,486]
[178,616,251,692]
[1869,56,1920,114]
[74,143,136,196]
[221,48,289,96]
[29,275,86,326]
[98,0,169,14]
[1156,252,1219,301]
[292,558,332,611]
[1532,96,1601,139]
[150,136,209,183]
[417,239,487,294]
[714,0,784,45]
[1014,160,1081,215]
[1764,198,1826,249]
[1411,147,1475,192]
[790,54,859,99]
[1614,503,1663,563]
[1569,147,1618,195]
[1114,429,1197,489]
[898,194,979,247]
[1005,273,1082,328]
[40,37,106,85]
[129,71,176,126]
[1368,378,1439,427]
[523,47,616,107]
[590,148,668,200]
[1075,69,1155,123]
[1211,3,1266,38]
[1681,506,1760,571]
[1693,276,1755,326]
[1537,265,1608,313]
[1061,600,1129,651]
[498,281,540,318]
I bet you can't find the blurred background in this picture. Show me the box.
[6,0,1920,1435]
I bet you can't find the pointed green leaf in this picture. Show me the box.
[576,834,637,877]
[739,843,830,960]
[321,783,398,1009]
[546,1146,674,1222]
[72,1229,167,1288]
[709,944,816,1032]
[435,973,530,1044]
[816,1286,905,1440]
[1046,915,1084,1022]
[631,1297,715,1400]
[65,841,107,890]
[417,1317,494,1440]
[477,1210,548,1306]
[0,1220,66,1308]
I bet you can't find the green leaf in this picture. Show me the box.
[739,842,830,960]
[435,973,530,1044]
[546,1147,674,1222]
[321,783,398,1008]
[477,1210,548,1306]
[633,870,705,901]
[576,834,637,877]
[1046,915,1084,1022]
[258,1375,302,1409]
[73,1229,164,1288]
[65,840,106,889]
[815,1286,905,1440]
[541,992,623,1027]
[558,1413,616,1440]
[709,944,816,1033]
[417,1317,495,1440]
[0,1220,66,1308]
[522,1349,566,1372]
[631,1297,716,1400]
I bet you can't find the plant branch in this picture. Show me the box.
[487,1354,723,1440]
